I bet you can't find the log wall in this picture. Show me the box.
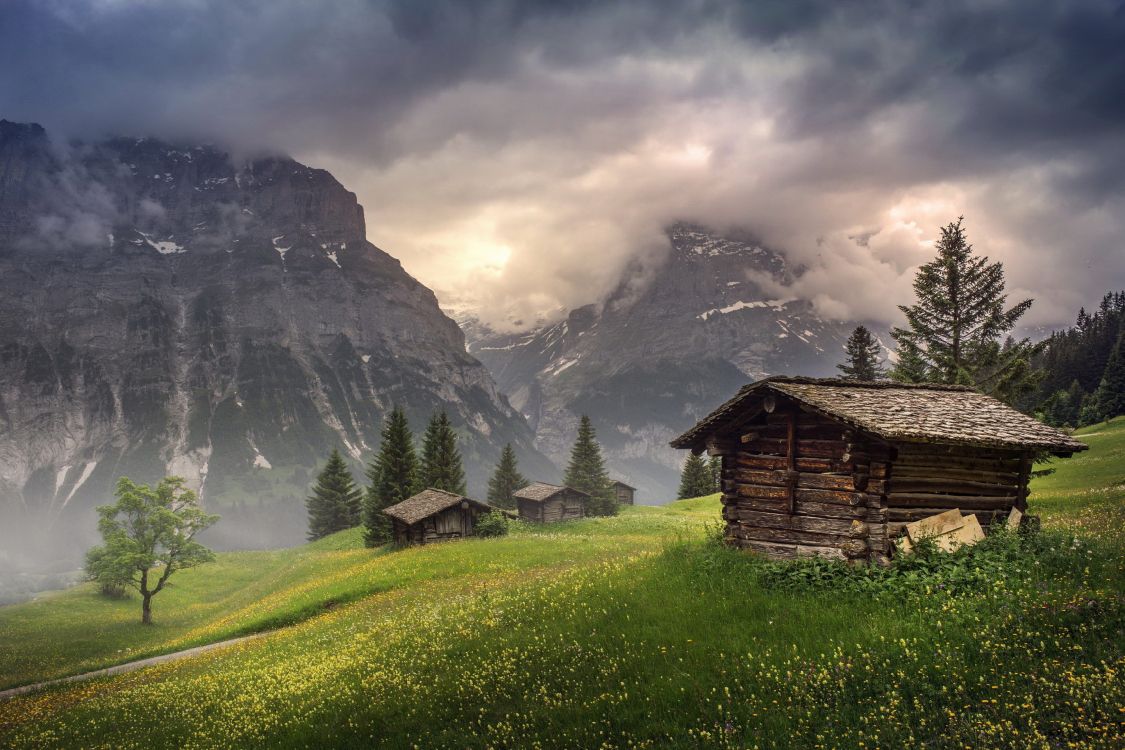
[717,407,1031,564]
[393,506,487,545]
[880,442,1029,541]
[719,410,881,563]
[517,491,586,523]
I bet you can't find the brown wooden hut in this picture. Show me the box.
[611,480,636,505]
[513,482,589,523]
[382,488,495,545]
[670,377,1087,564]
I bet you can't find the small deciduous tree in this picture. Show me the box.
[837,325,885,380]
[85,476,219,624]
[363,406,420,547]
[420,410,467,495]
[678,453,714,499]
[306,448,363,541]
[563,415,617,516]
[487,443,527,510]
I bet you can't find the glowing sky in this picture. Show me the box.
[3,0,1123,330]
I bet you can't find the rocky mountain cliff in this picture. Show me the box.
[0,120,555,569]
[459,224,857,501]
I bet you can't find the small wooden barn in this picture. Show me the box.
[611,480,636,505]
[513,482,589,523]
[382,488,495,545]
[670,377,1087,564]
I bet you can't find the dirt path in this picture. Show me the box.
[0,632,268,702]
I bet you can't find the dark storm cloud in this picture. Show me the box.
[1,0,1123,327]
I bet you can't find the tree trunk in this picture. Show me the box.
[139,568,153,625]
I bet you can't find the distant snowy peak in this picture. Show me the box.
[668,223,789,277]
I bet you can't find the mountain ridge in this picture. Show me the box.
[0,120,555,570]
[459,223,856,500]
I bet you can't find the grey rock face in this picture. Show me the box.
[461,224,854,502]
[0,120,554,566]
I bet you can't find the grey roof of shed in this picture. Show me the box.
[611,480,636,490]
[382,488,491,525]
[670,376,1088,454]
[513,482,590,502]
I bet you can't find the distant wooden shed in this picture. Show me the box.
[513,482,589,523]
[382,488,494,545]
[671,377,1087,564]
[611,480,636,505]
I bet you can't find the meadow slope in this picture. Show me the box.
[0,419,1122,748]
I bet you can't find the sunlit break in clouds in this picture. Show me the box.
[2,0,1123,330]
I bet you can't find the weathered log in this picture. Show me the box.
[734,469,855,491]
[888,478,1019,495]
[741,438,847,459]
[734,539,847,561]
[794,487,863,506]
[736,454,850,473]
[891,452,1026,470]
[731,497,868,519]
[895,442,1022,459]
[735,485,864,507]
[886,492,1016,510]
[735,483,790,500]
[729,522,853,546]
[725,508,863,536]
[891,465,1020,483]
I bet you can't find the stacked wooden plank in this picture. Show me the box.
[882,443,1030,540]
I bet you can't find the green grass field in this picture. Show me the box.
[0,419,1122,748]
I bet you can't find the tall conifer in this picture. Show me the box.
[306,448,363,541]
[420,410,467,494]
[363,407,419,547]
[708,456,723,493]
[837,325,885,380]
[891,218,1038,402]
[678,453,714,499]
[1092,331,1125,421]
[487,443,527,510]
[563,415,616,516]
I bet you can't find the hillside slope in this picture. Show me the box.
[0,120,554,568]
[0,420,1120,748]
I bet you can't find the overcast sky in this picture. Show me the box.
[3,0,1123,330]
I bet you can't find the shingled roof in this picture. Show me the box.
[382,489,491,525]
[670,376,1088,454]
[513,482,590,503]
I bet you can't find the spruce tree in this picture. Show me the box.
[487,443,527,510]
[890,218,1038,401]
[563,415,616,516]
[1092,330,1125,421]
[837,325,885,380]
[420,410,467,494]
[306,449,363,541]
[678,453,714,499]
[363,406,420,547]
